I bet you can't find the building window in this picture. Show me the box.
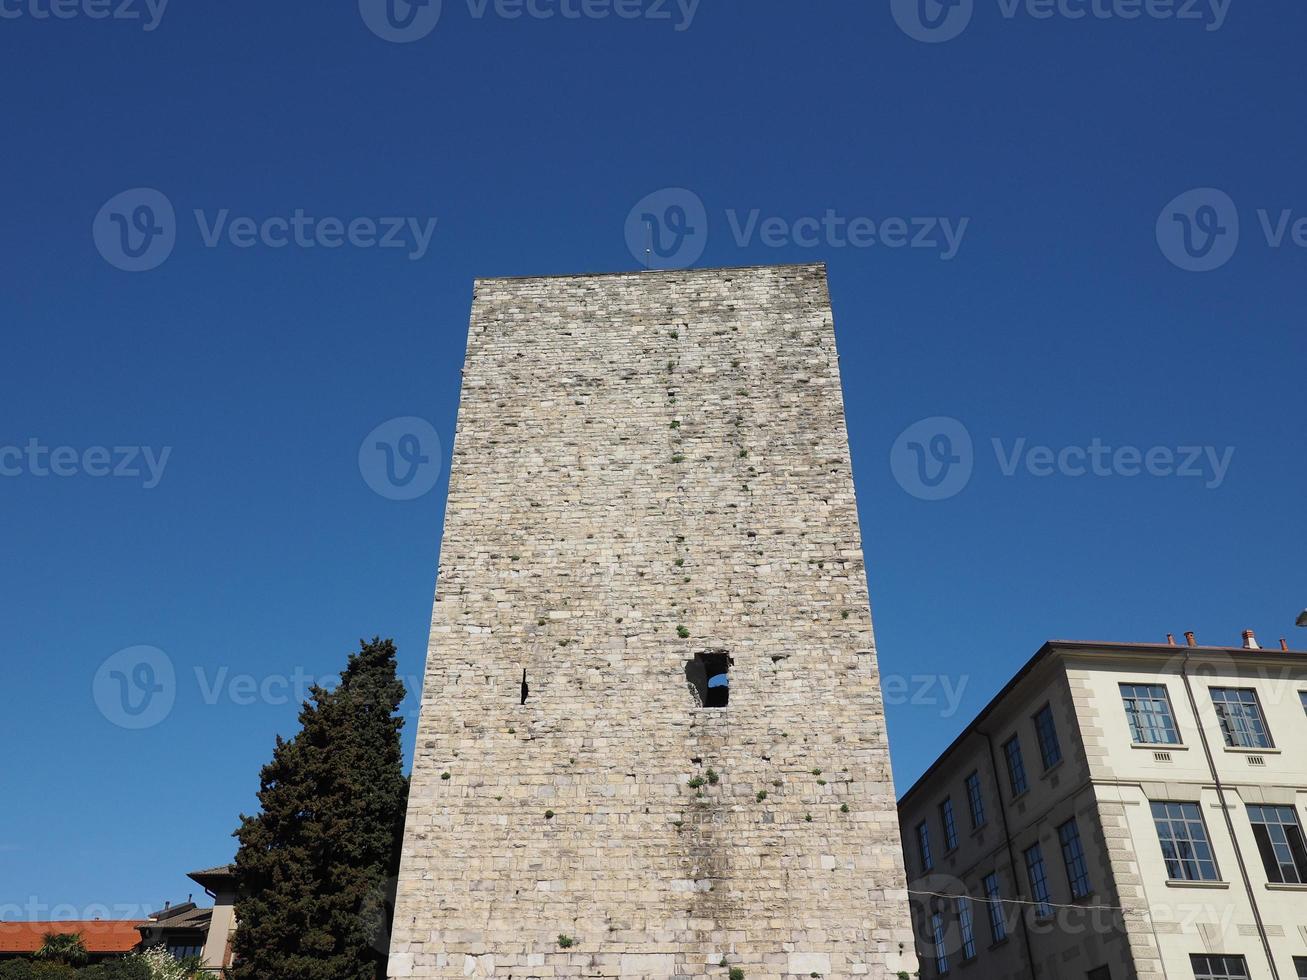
[1023,843,1053,918]
[685,652,730,707]
[1058,818,1092,899]
[982,871,1006,943]
[1247,804,1307,884]
[1299,691,1307,717]
[167,942,204,960]
[1121,683,1180,744]
[1293,955,1307,980]
[1210,687,1272,749]
[964,771,986,829]
[930,909,949,975]
[1087,968,1112,980]
[1003,736,1028,797]
[1033,704,1062,769]
[956,897,976,961]
[1151,801,1220,882]
[940,798,959,852]
[1190,954,1249,980]
[917,821,934,873]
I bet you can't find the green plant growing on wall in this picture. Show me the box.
[557,935,574,949]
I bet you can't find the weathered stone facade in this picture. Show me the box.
[389,263,912,979]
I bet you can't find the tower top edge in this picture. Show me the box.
[473,261,828,285]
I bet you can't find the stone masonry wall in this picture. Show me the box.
[389,264,912,980]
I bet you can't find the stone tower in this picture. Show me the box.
[389,263,913,980]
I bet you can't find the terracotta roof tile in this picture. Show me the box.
[0,921,145,955]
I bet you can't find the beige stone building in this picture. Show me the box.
[388,264,914,979]
[899,632,1307,980]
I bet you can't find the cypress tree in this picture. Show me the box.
[231,638,409,980]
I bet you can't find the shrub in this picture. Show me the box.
[82,960,153,980]
[0,963,79,980]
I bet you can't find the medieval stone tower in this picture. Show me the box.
[388,263,913,980]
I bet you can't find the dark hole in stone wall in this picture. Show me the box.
[685,652,731,708]
[520,669,529,705]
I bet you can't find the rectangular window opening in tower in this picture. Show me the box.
[686,652,731,708]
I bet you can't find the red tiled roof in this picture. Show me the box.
[0,921,146,955]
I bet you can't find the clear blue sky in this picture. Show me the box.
[2,0,1304,921]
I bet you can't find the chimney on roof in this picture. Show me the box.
[1166,633,1176,646]
[1185,631,1196,647]
[1242,630,1261,650]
